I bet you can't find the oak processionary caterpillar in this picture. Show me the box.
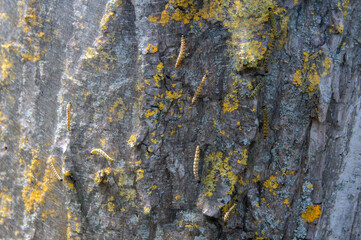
[193,145,200,182]
[224,202,237,225]
[91,148,115,162]
[67,103,71,131]
[268,8,279,39]
[263,34,276,73]
[49,159,63,181]
[192,74,207,105]
[248,78,265,98]
[263,106,269,140]
[263,8,279,73]
[175,35,186,68]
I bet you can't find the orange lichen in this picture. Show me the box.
[146,44,158,54]
[302,205,321,223]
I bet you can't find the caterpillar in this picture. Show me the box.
[268,8,279,39]
[175,35,186,68]
[263,33,276,73]
[49,159,63,181]
[248,78,265,98]
[67,103,71,131]
[91,148,115,162]
[224,202,237,225]
[191,74,207,105]
[193,145,200,182]
[263,106,269,140]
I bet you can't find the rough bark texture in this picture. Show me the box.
[0,0,360,239]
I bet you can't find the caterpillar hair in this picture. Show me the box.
[91,148,115,162]
[49,159,63,181]
[191,74,207,105]
[268,8,279,39]
[224,202,237,225]
[193,145,200,182]
[175,35,186,68]
[67,103,71,131]
[263,106,269,140]
[263,33,276,73]
[248,78,265,99]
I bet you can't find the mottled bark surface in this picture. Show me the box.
[0,0,360,239]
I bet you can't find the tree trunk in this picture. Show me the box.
[0,0,360,239]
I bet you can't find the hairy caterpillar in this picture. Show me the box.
[192,74,207,105]
[67,103,71,131]
[263,33,276,73]
[49,159,63,181]
[268,8,279,39]
[175,35,186,68]
[193,145,200,182]
[248,78,265,98]
[224,202,237,225]
[263,106,269,140]
[91,148,115,162]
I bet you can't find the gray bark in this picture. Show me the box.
[0,0,360,239]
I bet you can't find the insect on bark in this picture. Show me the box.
[192,74,207,104]
[193,145,200,182]
[91,148,115,162]
[175,35,186,68]
[67,103,71,131]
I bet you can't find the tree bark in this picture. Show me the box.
[0,0,360,239]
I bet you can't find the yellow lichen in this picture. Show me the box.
[85,47,97,59]
[149,185,158,194]
[148,15,159,23]
[165,89,183,102]
[144,206,151,214]
[0,191,12,224]
[41,209,56,221]
[22,149,54,214]
[203,151,238,196]
[149,1,287,71]
[109,97,127,122]
[151,62,164,87]
[223,90,239,113]
[338,0,349,18]
[150,138,158,144]
[0,52,13,79]
[264,175,278,194]
[136,169,144,181]
[321,57,331,77]
[292,51,325,96]
[185,223,199,229]
[24,8,38,26]
[301,205,321,223]
[237,149,248,166]
[100,0,123,31]
[106,196,115,213]
[127,134,137,147]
